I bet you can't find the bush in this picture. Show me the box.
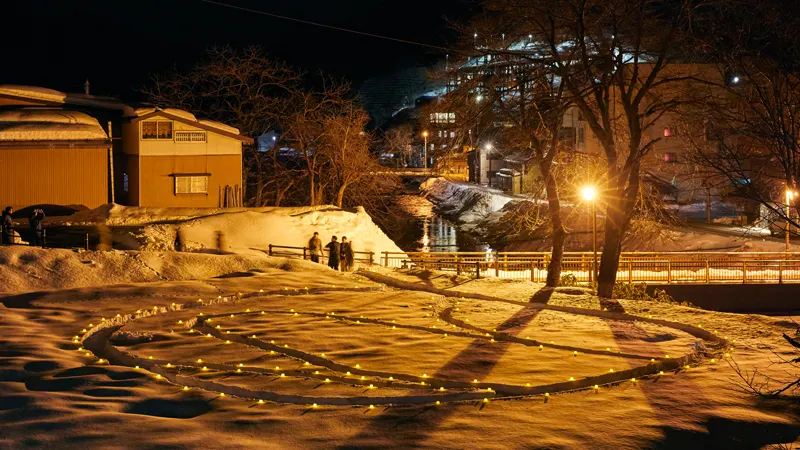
[611,282,695,307]
[559,273,578,287]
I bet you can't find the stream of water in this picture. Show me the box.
[392,195,490,253]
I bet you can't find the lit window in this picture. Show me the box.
[122,173,129,193]
[450,131,455,138]
[664,128,672,137]
[430,113,456,124]
[142,121,173,140]
[174,176,209,194]
[664,152,678,163]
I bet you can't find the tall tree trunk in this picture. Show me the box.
[336,185,346,208]
[597,205,624,298]
[541,160,565,287]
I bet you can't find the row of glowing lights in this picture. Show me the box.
[70,290,734,407]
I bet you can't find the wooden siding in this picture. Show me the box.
[137,154,242,207]
[0,146,108,209]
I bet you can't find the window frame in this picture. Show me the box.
[174,175,209,195]
[141,120,174,140]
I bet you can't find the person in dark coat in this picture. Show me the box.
[325,236,340,270]
[308,232,322,263]
[340,236,355,272]
[29,208,46,248]
[1,206,14,246]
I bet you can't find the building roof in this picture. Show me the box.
[0,85,253,143]
[131,108,253,143]
[0,108,109,142]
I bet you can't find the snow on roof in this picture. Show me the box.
[0,108,108,141]
[0,85,66,103]
[198,119,239,135]
[132,107,242,136]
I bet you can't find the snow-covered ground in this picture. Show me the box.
[421,177,520,224]
[1,246,799,448]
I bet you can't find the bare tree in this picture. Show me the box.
[435,36,573,286]
[318,103,380,207]
[680,0,800,235]
[469,0,700,297]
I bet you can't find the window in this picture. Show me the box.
[174,131,207,142]
[430,112,456,124]
[664,152,678,163]
[142,121,173,140]
[174,176,209,194]
[122,173,129,193]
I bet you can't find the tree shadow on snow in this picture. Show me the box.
[336,288,555,449]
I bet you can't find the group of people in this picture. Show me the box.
[307,232,356,271]
[1,206,46,247]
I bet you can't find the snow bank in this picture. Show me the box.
[0,246,325,294]
[137,206,403,257]
[0,108,108,141]
[421,178,517,223]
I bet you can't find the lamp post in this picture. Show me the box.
[786,189,796,251]
[582,186,598,282]
[422,131,429,169]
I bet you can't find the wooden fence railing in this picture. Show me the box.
[267,246,800,284]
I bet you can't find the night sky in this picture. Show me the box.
[2,0,473,101]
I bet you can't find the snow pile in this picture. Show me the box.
[421,178,517,223]
[0,108,108,141]
[0,246,322,294]
[130,206,404,257]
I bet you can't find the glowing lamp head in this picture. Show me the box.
[422,130,429,138]
[581,186,597,201]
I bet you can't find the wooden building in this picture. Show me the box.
[0,85,252,210]
[120,107,251,208]
[0,108,110,209]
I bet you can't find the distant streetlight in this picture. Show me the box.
[484,142,493,151]
[476,94,484,103]
[582,186,599,281]
[786,188,797,251]
[422,131,429,169]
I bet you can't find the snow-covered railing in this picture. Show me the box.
[381,251,800,284]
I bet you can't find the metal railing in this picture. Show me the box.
[379,251,800,284]
[268,244,375,266]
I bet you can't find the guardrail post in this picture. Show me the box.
[369,252,374,266]
[456,260,462,276]
[85,233,89,251]
[742,261,747,284]
[628,261,632,283]
[43,229,47,249]
[779,261,783,284]
[268,244,273,256]
[705,260,710,283]
[476,261,481,279]
[530,260,535,282]
[383,252,388,267]
[667,261,671,284]
[495,251,499,277]
[303,247,307,260]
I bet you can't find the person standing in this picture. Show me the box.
[2,206,14,246]
[29,208,46,248]
[308,232,323,263]
[340,236,355,272]
[325,236,340,270]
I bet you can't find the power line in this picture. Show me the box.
[197,0,451,52]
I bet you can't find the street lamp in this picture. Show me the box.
[582,186,598,282]
[786,188,797,251]
[422,131,429,169]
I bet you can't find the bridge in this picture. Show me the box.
[269,246,800,285]
[369,168,441,177]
